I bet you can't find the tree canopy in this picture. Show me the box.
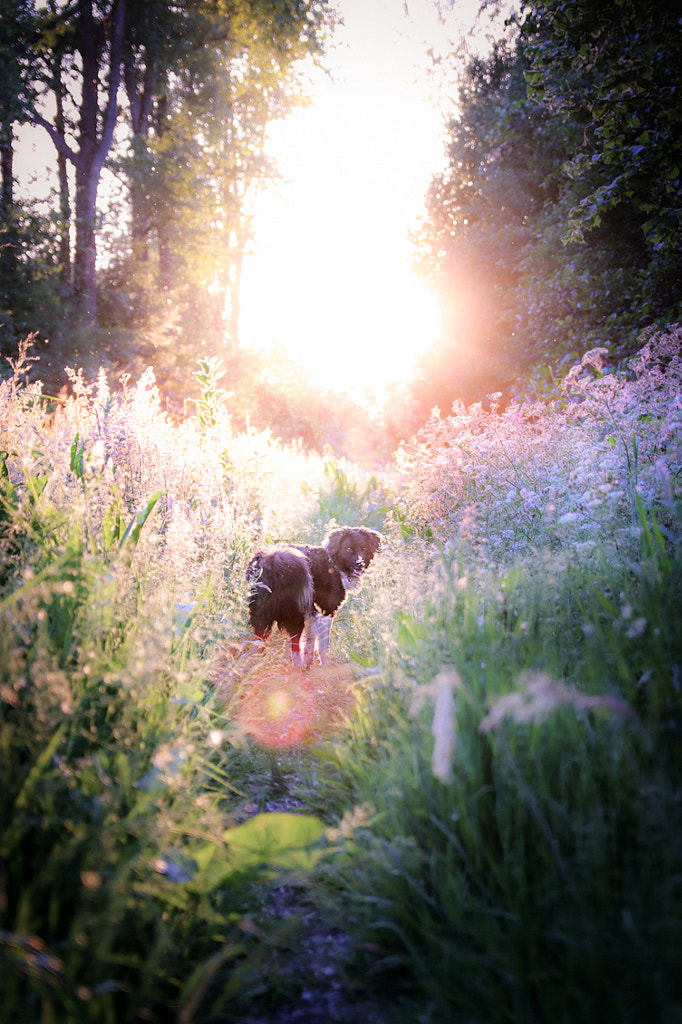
[3,0,682,452]
[0,0,333,357]
[407,0,682,429]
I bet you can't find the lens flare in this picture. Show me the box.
[240,670,317,748]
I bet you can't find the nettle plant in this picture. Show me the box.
[394,327,681,564]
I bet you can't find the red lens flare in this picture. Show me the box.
[240,670,317,748]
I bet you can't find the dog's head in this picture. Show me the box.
[326,527,382,580]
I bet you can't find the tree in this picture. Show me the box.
[0,0,36,306]
[9,0,332,351]
[518,0,682,322]
[409,1,682,426]
[28,0,125,325]
[411,40,580,416]
[117,0,332,352]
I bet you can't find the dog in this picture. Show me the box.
[246,527,382,668]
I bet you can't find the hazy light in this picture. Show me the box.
[238,0,463,402]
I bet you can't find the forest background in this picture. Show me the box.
[1,0,681,457]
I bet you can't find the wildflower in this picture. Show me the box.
[653,458,674,508]
[627,618,647,639]
[479,672,635,733]
[431,686,457,782]
[80,871,102,890]
[89,438,106,473]
[414,668,463,783]
[325,803,375,843]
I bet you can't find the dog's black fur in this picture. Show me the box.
[246,527,382,668]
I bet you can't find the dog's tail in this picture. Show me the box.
[247,547,314,637]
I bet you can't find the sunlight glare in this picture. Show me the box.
[238,0,455,404]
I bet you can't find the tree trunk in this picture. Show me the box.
[123,47,158,264]
[226,241,244,348]
[0,122,16,289]
[72,0,101,322]
[73,161,99,322]
[154,88,173,292]
[71,0,125,324]
[53,51,71,296]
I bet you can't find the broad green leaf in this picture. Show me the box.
[190,812,325,892]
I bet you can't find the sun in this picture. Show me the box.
[237,0,450,404]
[239,221,442,400]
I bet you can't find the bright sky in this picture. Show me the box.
[239,0,492,404]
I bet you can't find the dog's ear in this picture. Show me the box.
[361,528,382,555]
[369,529,382,554]
[325,529,344,562]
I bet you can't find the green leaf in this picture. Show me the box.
[1,725,66,857]
[119,491,162,550]
[21,462,48,506]
[102,487,127,553]
[396,613,427,650]
[70,433,85,479]
[191,812,326,891]
[223,812,325,868]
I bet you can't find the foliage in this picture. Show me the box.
[113,0,335,341]
[1,329,681,1021]
[0,343,354,1021]
[3,0,335,342]
[304,328,682,1022]
[411,4,682,422]
[519,0,682,255]
[304,458,390,539]
[314,558,682,1021]
[395,330,682,564]
[192,355,231,428]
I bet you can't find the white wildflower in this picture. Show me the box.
[413,669,462,784]
[431,670,461,783]
[479,672,635,733]
[627,618,647,639]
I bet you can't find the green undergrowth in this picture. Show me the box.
[2,337,682,1022]
[303,504,682,1022]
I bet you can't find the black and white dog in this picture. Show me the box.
[246,527,382,668]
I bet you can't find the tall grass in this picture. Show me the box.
[302,329,682,1022]
[307,509,682,1021]
[1,328,681,1022]
[0,347,344,1021]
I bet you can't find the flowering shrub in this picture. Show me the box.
[0,351,333,622]
[394,326,682,565]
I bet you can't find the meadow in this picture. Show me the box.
[1,328,681,1023]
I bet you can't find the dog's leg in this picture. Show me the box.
[290,632,303,669]
[301,615,319,670]
[316,616,333,665]
[252,628,270,656]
